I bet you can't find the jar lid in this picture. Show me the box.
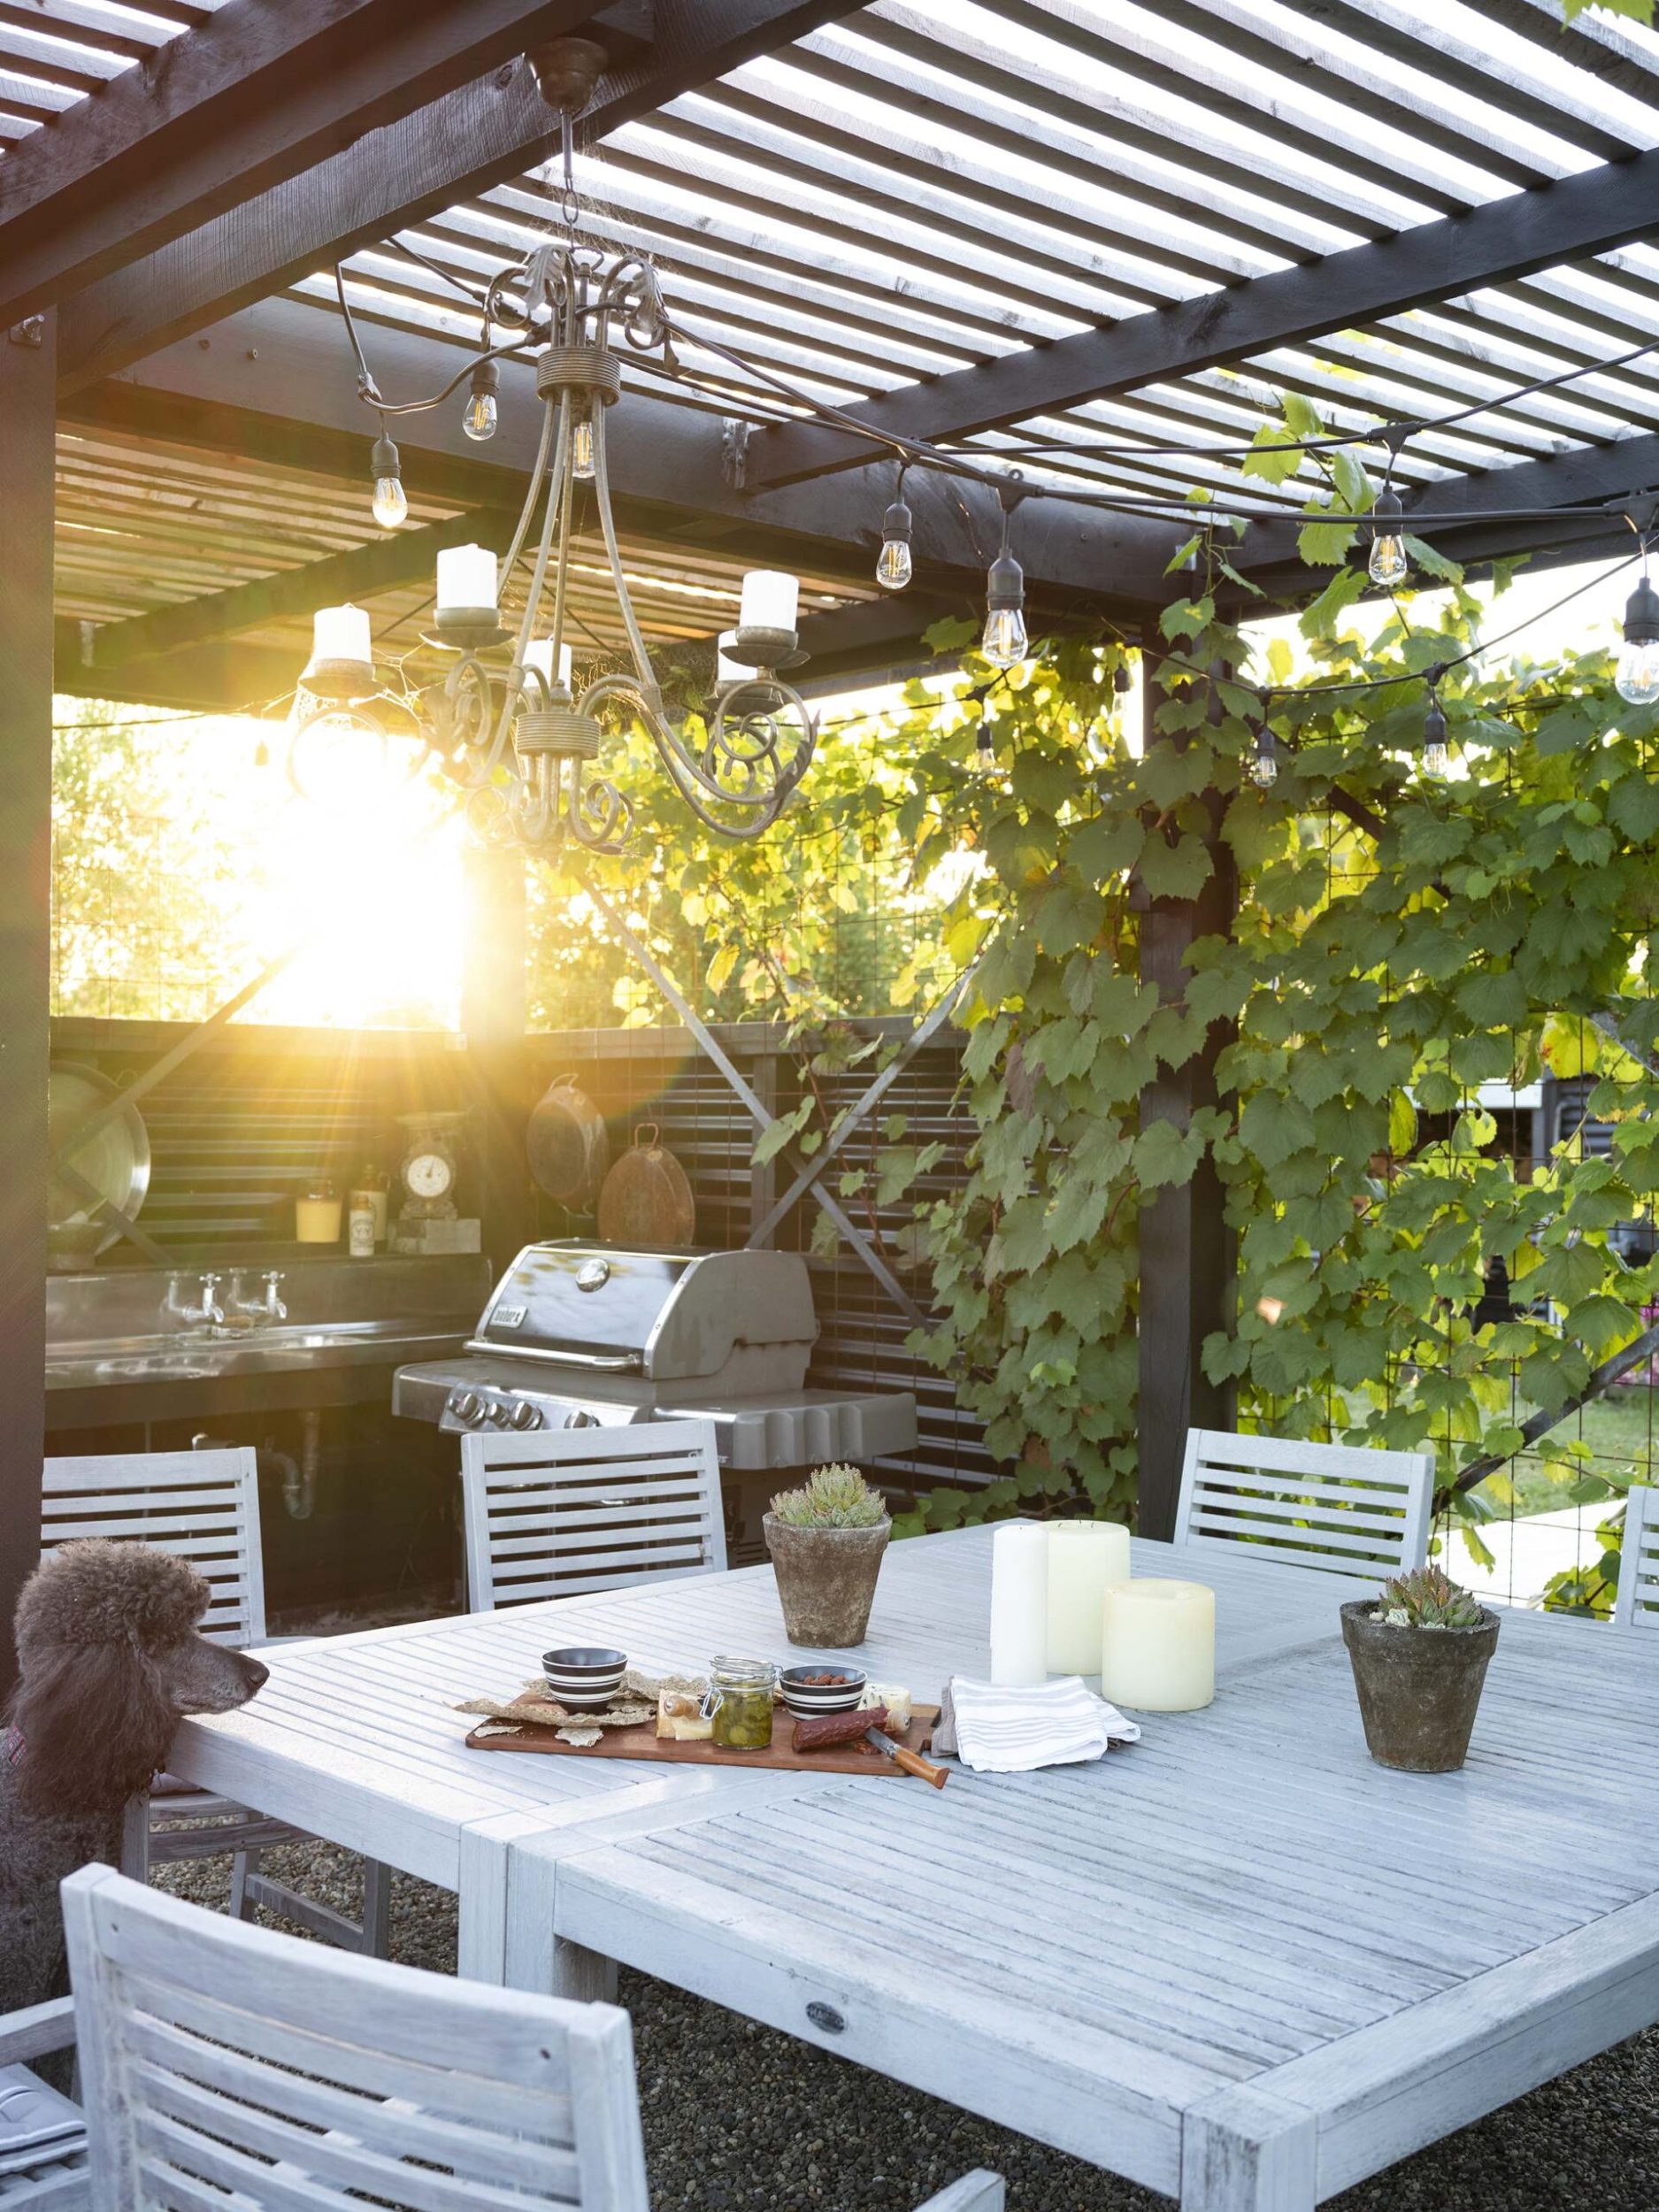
[305,1179,336,1199]
[708,1655,778,1686]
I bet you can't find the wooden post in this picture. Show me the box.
[460,844,528,1283]
[0,311,53,1695]
[1136,645,1238,1540]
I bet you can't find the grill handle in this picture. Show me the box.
[463,1340,641,1371]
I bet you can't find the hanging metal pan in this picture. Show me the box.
[597,1123,696,1248]
[526,1074,611,1210]
[49,1061,152,1259]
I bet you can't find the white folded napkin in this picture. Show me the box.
[934,1675,1141,1774]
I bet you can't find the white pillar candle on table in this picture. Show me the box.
[989,1523,1049,1686]
[310,603,371,666]
[523,639,573,689]
[1046,1521,1131,1675]
[435,542,499,615]
[738,569,798,634]
[1101,1579,1215,1711]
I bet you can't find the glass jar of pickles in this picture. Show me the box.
[702,1656,777,1751]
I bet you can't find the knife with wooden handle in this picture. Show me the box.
[864,1724,949,1787]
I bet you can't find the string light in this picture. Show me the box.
[1617,573,1659,707]
[1367,487,1409,589]
[1422,687,1449,779]
[1248,721,1279,788]
[981,483,1028,670]
[369,431,407,530]
[877,468,913,592]
[462,358,500,443]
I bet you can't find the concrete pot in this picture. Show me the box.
[764,1514,890,1647]
[1340,1599,1500,1773]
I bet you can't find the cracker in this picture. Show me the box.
[556,1725,604,1747]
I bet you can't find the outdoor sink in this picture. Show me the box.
[46,1316,472,1391]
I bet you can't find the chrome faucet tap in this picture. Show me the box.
[162,1272,224,1330]
[224,1269,288,1327]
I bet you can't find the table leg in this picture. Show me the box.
[1182,2088,1317,2211]
[551,1938,619,2005]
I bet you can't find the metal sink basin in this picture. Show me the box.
[46,1317,472,1391]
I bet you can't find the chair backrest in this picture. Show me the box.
[42,1448,266,1645]
[62,1863,649,2212]
[460,1418,726,1611]
[1173,1428,1434,1581]
[1613,1484,1659,1632]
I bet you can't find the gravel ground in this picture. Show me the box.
[151,1837,1657,2211]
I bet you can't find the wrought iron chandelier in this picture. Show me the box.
[296,233,818,854]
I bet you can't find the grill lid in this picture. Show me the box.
[472,1241,695,1368]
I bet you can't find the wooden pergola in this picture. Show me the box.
[7,0,1659,1668]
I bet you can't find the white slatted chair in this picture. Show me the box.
[41,1450,390,1956]
[461,1418,726,1612]
[48,1866,1002,2212]
[1613,1483,1659,1631]
[1173,1428,1435,1581]
[0,1998,85,2212]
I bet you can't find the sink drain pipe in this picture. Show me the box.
[193,1412,319,1520]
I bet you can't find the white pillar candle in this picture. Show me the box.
[435,541,499,615]
[310,603,371,666]
[1101,1579,1215,1712]
[989,1523,1048,1686]
[1046,1521,1131,1675]
[739,569,798,633]
[716,629,746,684]
[523,639,573,688]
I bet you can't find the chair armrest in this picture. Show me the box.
[0,1997,75,2066]
[916,2173,1004,2212]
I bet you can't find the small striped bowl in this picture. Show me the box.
[542,1646,627,1712]
[779,1665,866,1718]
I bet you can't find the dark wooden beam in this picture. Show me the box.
[0,314,54,1694]
[63,298,1185,610]
[1134,650,1236,1540]
[54,619,297,714]
[0,1,648,331]
[57,0,870,392]
[87,510,520,666]
[745,147,1659,488]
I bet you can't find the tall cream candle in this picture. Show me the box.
[989,1523,1048,1686]
[1046,1521,1131,1675]
[1101,1578,1215,1711]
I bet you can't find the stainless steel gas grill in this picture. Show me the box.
[391,1240,917,1471]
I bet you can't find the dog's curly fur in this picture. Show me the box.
[2,1540,268,2031]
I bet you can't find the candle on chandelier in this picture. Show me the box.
[716,629,746,684]
[309,604,372,668]
[1045,1521,1131,1676]
[988,1523,1049,1686]
[523,639,573,690]
[435,542,499,617]
[1100,1579,1215,1712]
[738,570,799,635]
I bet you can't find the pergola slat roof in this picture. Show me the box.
[13,0,1659,711]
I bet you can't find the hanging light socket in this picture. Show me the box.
[369,432,406,530]
[1617,573,1659,705]
[877,490,914,592]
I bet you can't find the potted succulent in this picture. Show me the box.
[1340,1565,1501,1774]
[764,1463,891,1647]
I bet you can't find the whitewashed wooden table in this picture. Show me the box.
[502,1558,1659,2212]
[163,1527,1374,1989]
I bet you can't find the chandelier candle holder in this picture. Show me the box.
[988,1522,1050,1687]
[1045,1521,1132,1676]
[303,228,820,856]
[302,604,378,703]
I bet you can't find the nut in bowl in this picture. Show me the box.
[541,1646,627,1712]
[779,1664,867,1718]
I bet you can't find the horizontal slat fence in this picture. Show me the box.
[49,1016,1000,1496]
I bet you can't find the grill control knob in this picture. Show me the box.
[481,1397,511,1425]
[451,1391,483,1426]
[564,1409,599,1429]
[509,1399,543,1431]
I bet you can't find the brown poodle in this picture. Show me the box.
[2,1539,268,2030]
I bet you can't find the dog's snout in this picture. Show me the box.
[239,1653,270,1694]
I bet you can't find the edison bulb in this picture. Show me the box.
[1248,742,1278,788]
[1617,641,1659,707]
[982,605,1027,668]
[572,413,595,480]
[1423,739,1449,776]
[877,537,913,591]
[463,388,497,442]
[1369,533,1409,588]
[372,472,407,530]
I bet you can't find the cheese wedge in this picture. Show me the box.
[657,1690,713,1742]
[857,1682,912,1734]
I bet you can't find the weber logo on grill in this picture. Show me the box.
[495,1305,527,1328]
